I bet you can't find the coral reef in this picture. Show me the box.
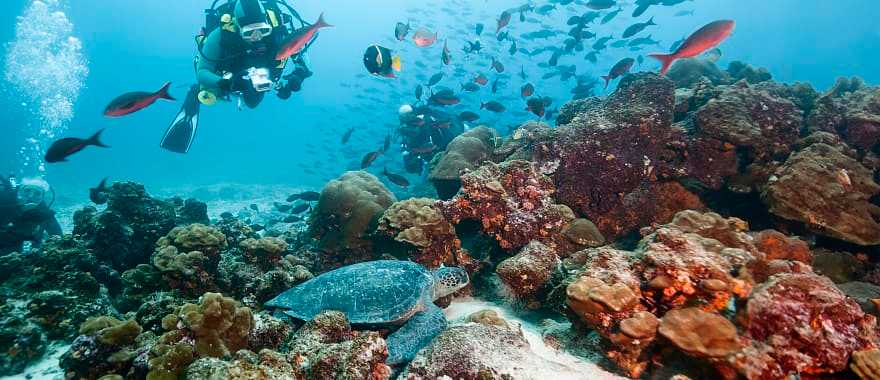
[440,159,584,253]
[60,317,143,379]
[375,198,469,268]
[808,78,880,153]
[308,171,397,269]
[73,182,178,271]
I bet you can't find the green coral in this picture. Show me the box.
[151,224,228,295]
[79,316,142,346]
[239,237,287,269]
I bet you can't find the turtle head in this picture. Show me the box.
[431,266,469,300]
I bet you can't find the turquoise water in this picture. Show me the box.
[0,0,877,201]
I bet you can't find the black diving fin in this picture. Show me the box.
[160,84,200,154]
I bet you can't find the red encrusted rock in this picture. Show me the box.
[733,272,880,379]
[496,241,560,307]
[440,159,577,252]
[544,73,701,240]
[376,198,472,269]
[762,141,880,246]
[692,81,802,166]
[808,78,880,153]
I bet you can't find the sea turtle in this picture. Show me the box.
[265,260,469,364]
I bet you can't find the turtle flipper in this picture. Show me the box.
[386,303,447,365]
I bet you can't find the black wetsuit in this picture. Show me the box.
[197,22,310,108]
[0,194,61,255]
[399,105,464,173]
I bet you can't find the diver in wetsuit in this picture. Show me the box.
[161,0,314,153]
[0,176,62,255]
[397,104,465,174]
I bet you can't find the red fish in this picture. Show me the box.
[361,151,381,169]
[521,83,535,97]
[474,74,489,86]
[497,11,511,34]
[104,82,175,117]
[276,13,333,61]
[649,20,735,76]
[412,28,438,47]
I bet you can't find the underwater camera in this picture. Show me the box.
[246,67,273,92]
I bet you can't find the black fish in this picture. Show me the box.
[250,224,265,232]
[383,134,392,153]
[602,58,635,89]
[89,177,109,205]
[622,17,656,39]
[274,202,293,213]
[362,151,381,169]
[427,73,444,87]
[415,85,424,101]
[395,21,410,41]
[220,212,234,220]
[382,168,410,187]
[475,23,484,35]
[601,7,623,24]
[45,129,110,163]
[526,97,546,117]
[458,111,480,122]
[481,101,506,113]
[341,127,355,144]
[290,203,311,214]
[363,45,401,78]
[585,0,616,10]
[249,204,260,212]
[289,191,321,202]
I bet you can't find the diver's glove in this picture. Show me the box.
[217,78,233,93]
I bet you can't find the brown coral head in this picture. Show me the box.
[658,307,741,358]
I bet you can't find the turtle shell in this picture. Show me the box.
[265,260,434,324]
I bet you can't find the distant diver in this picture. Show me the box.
[161,0,330,154]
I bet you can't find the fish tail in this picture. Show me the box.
[601,75,611,89]
[648,53,676,76]
[647,16,656,25]
[480,102,486,109]
[391,55,402,72]
[156,82,176,101]
[88,129,110,148]
[314,13,333,29]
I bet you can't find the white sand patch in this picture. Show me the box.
[444,297,624,380]
[0,343,68,380]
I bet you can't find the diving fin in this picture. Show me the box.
[160,84,200,154]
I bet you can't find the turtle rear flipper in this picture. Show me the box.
[386,303,447,365]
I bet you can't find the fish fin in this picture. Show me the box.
[391,55,402,72]
[88,129,110,148]
[157,82,176,101]
[314,13,333,29]
[480,102,486,109]
[601,75,611,89]
[648,53,676,76]
[98,177,108,191]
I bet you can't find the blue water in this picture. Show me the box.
[1,0,878,204]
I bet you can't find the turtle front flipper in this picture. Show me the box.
[386,303,447,365]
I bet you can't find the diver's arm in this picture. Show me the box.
[42,215,62,237]
[196,30,227,89]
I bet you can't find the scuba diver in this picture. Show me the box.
[161,0,319,154]
[397,104,465,174]
[0,175,62,255]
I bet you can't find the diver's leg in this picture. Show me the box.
[385,303,447,365]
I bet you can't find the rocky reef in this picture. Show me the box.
[3,59,880,380]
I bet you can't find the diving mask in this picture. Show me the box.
[241,22,273,42]
[16,185,46,209]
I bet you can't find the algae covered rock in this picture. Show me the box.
[495,240,560,307]
[60,317,143,379]
[429,126,500,199]
[308,171,397,269]
[808,78,880,153]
